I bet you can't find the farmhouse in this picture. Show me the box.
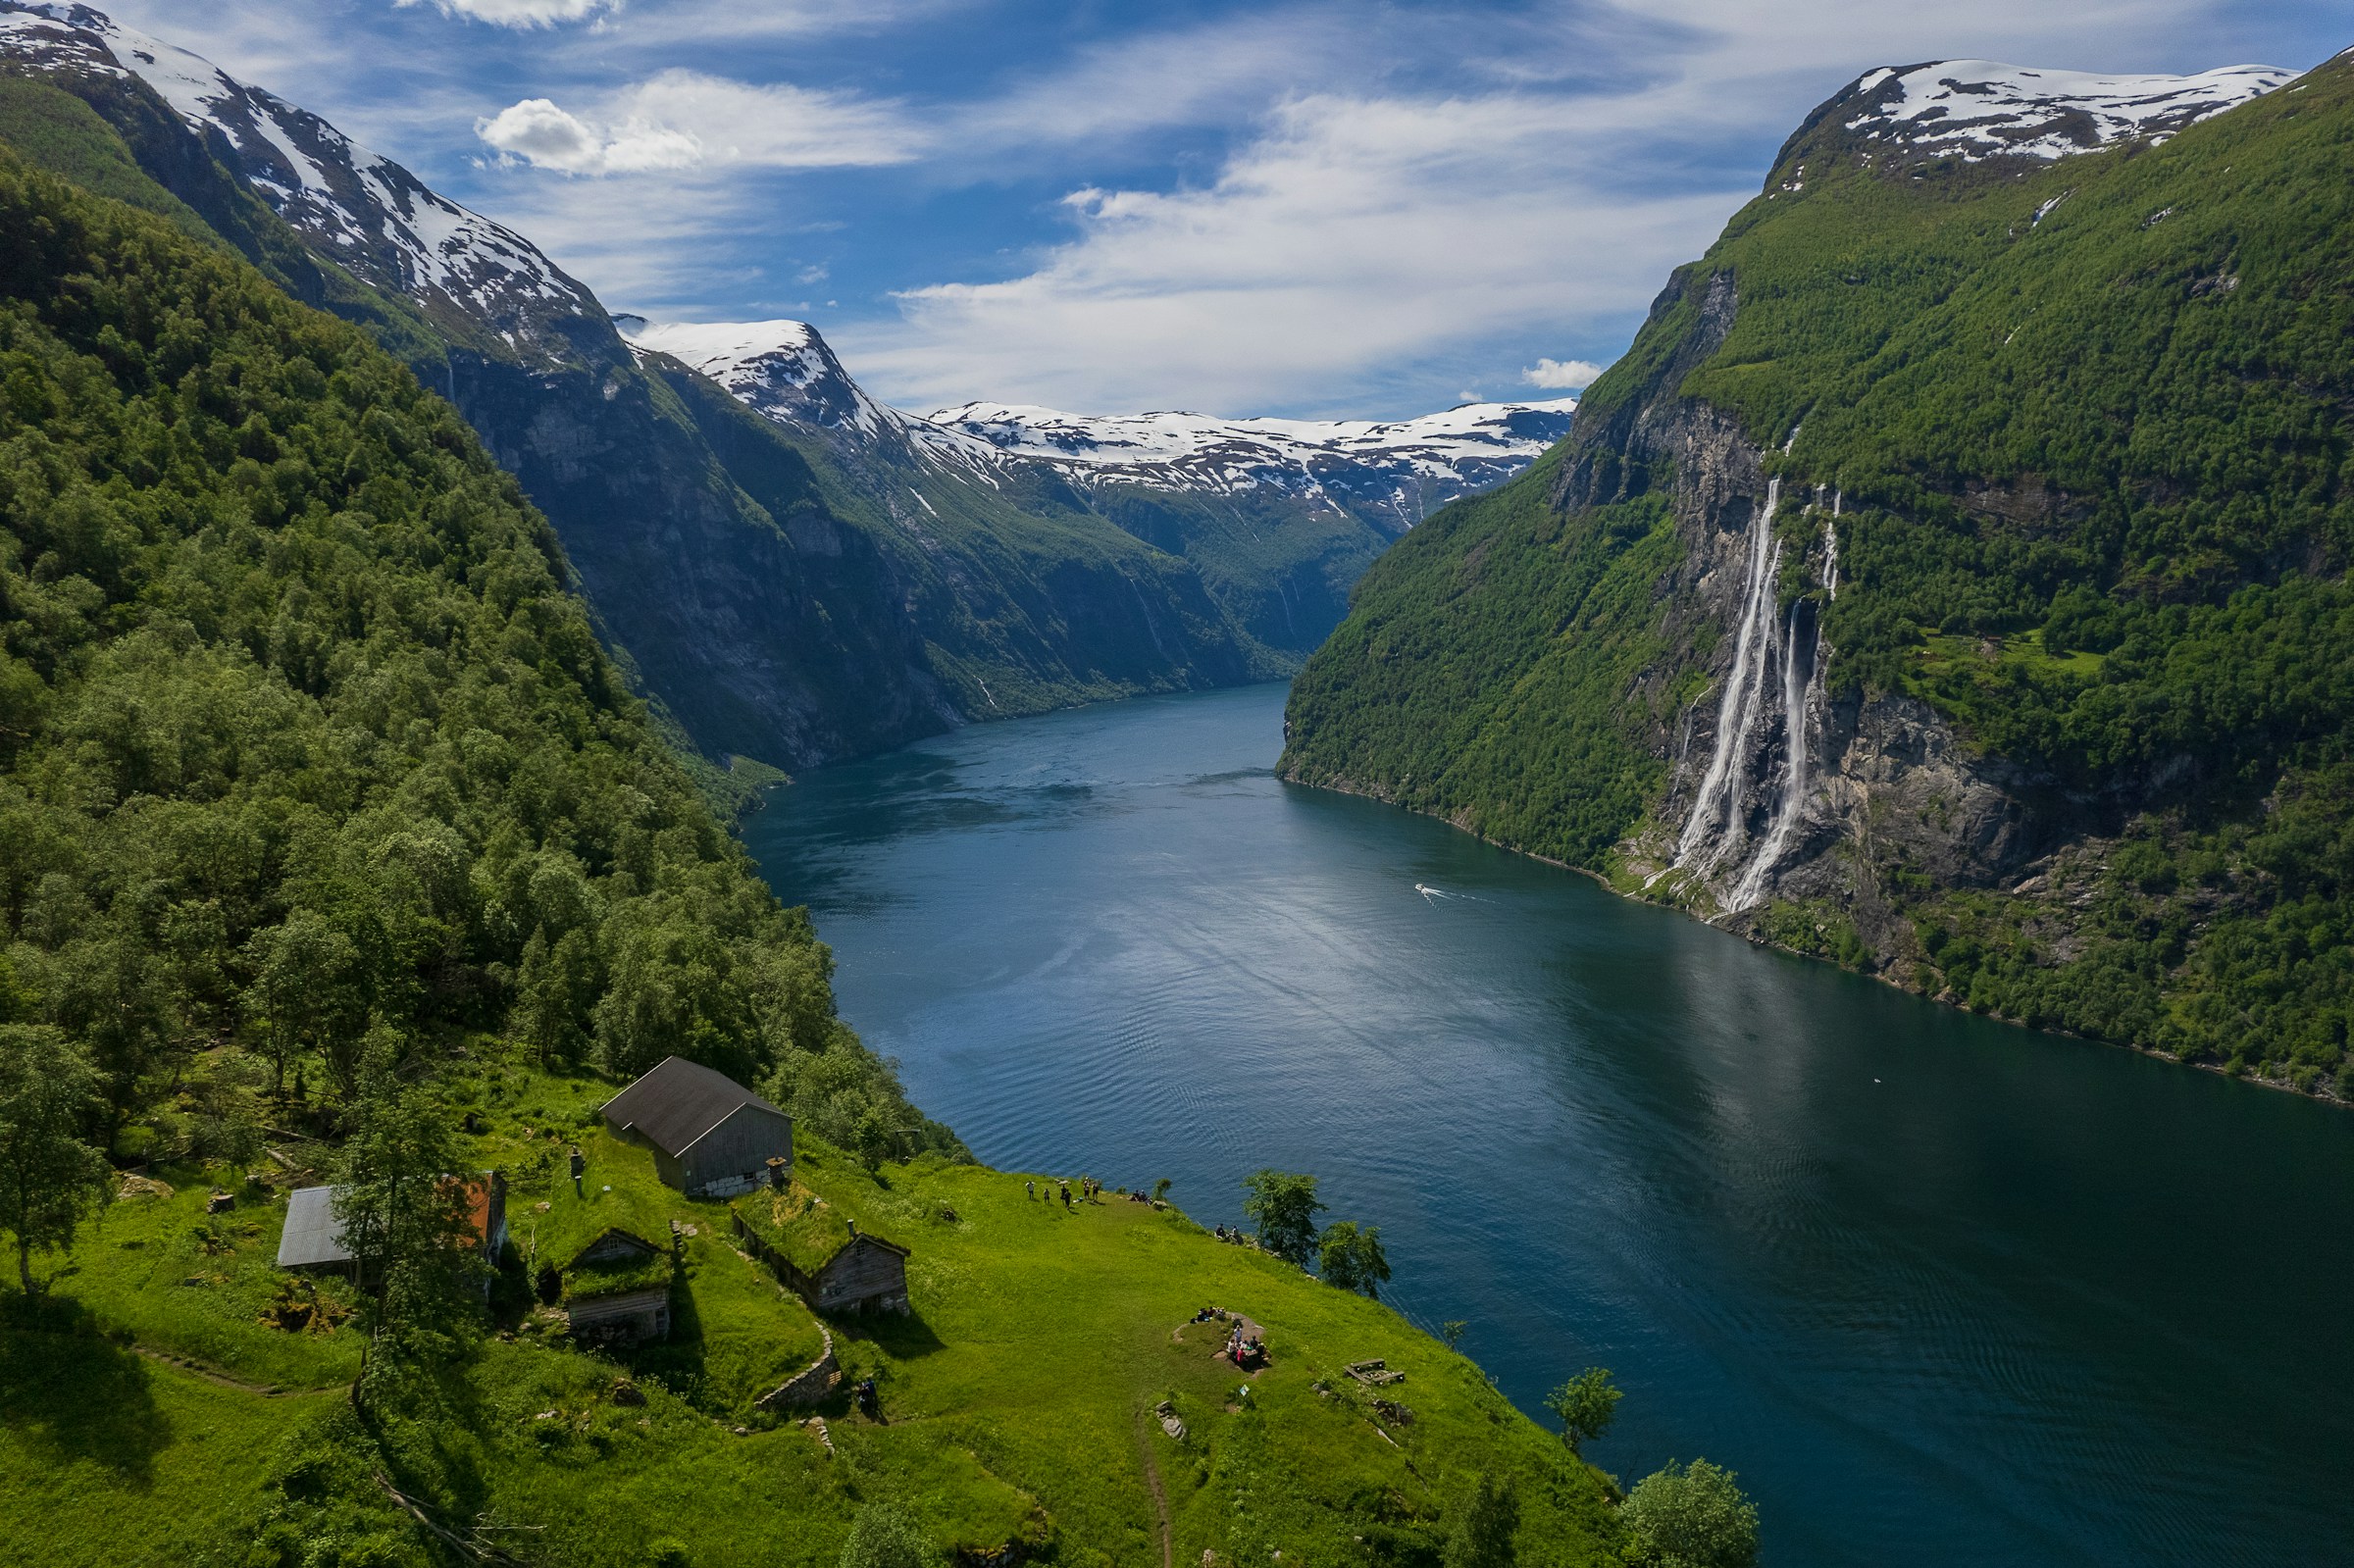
[601,1055,793,1197]
[276,1173,508,1276]
[559,1226,673,1344]
[735,1185,910,1315]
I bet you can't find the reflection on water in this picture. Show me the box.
[744,682,2353,1568]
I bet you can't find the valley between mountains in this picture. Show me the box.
[1,4,2351,1567]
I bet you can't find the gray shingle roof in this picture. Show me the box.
[277,1184,353,1268]
[600,1056,785,1157]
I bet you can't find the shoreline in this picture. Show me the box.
[1279,767,2348,1112]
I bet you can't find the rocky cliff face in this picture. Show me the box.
[1558,270,2046,941]
[1286,50,2354,1093]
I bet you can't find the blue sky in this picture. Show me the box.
[104,0,2354,419]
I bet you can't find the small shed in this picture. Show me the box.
[560,1227,673,1344]
[734,1186,910,1315]
[601,1056,792,1198]
[277,1173,506,1277]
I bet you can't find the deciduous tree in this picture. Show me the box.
[1442,1473,1518,1568]
[1243,1169,1324,1266]
[1544,1366,1622,1455]
[0,1024,114,1292]
[1621,1458,1759,1568]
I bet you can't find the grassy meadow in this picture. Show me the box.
[0,1058,1620,1568]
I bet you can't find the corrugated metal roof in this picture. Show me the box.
[277,1184,353,1268]
[600,1056,785,1158]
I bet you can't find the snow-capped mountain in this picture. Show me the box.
[622,318,1576,531]
[1828,59,2292,164]
[619,317,1003,479]
[0,1,600,367]
[933,399,1577,528]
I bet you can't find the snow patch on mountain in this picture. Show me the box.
[1841,59,2293,162]
[622,317,1575,520]
[0,2,597,362]
[930,400,1579,475]
[620,318,1003,475]
[931,399,1579,519]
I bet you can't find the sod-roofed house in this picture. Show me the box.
[560,1226,673,1344]
[734,1185,910,1315]
[601,1056,793,1198]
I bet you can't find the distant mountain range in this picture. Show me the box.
[619,315,1574,651]
[0,1,1566,770]
[1283,50,2354,1098]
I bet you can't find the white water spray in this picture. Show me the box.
[1669,473,1842,910]
[1729,602,1817,910]
[1673,478,1783,869]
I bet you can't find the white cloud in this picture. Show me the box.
[841,91,1731,413]
[836,0,2294,414]
[1523,358,1605,389]
[477,97,698,172]
[399,0,619,26]
[476,70,923,175]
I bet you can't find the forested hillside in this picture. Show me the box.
[0,135,1681,1568]
[0,4,1268,770]
[1286,54,2354,1096]
[0,141,952,1156]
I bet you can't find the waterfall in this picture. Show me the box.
[1728,602,1817,911]
[1672,478,1782,869]
[1668,474,1839,911]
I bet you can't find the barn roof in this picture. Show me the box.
[277,1185,352,1268]
[601,1055,785,1157]
[277,1175,502,1270]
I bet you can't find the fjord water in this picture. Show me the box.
[743,683,2352,1568]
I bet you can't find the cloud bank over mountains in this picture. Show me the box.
[92,0,2354,419]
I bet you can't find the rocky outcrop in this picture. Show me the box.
[1529,267,2057,954]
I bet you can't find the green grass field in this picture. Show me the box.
[0,1063,1621,1567]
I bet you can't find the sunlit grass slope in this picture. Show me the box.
[1,1061,1618,1567]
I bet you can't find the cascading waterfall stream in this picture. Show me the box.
[1669,475,1837,911]
[1671,478,1782,869]
[1728,602,1817,911]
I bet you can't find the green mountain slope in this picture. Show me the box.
[1286,55,2354,1096]
[0,147,1651,1568]
[0,140,947,1155]
[0,7,1261,770]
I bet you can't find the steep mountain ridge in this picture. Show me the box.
[0,1,1267,769]
[1285,52,2354,1095]
[636,315,1573,655]
[0,0,595,367]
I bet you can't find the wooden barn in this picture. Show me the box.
[560,1226,672,1344]
[734,1187,910,1315]
[600,1055,792,1198]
